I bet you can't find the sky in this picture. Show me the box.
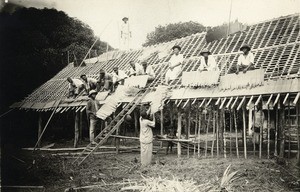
[4,0,300,49]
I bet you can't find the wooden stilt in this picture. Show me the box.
[74,112,79,148]
[134,110,139,137]
[160,109,164,149]
[233,110,239,158]
[211,111,216,157]
[187,104,191,158]
[243,107,247,159]
[79,112,83,144]
[229,110,233,156]
[37,113,42,147]
[275,104,279,156]
[222,109,226,158]
[116,124,120,154]
[259,105,263,159]
[198,110,201,157]
[267,106,270,159]
[194,112,198,156]
[296,103,300,164]
[205,109,210,158]
[253,105,256,156]
[216,109,219,158]
[288,100,291,159]
[177,109,182,158]
[279,106,285,158]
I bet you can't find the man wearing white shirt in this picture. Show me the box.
[67,77,85,98]
[140,61,155,81]
[128,60,142,77]
[199,48,218,72]
[80,74,97,93]
[112,66,128,88]
[236,44,255,74]
[165,45,184,84]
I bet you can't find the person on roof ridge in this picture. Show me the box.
[128,60,142,77]
[112,66,128,89]
[236,44,255,74]
[80,74,97,93]
[164,45,184,85]
[140,61,155,81]
[97,69,113,92]
[66,77,85,98]
[199,48,218,72]
[86,90,100,144]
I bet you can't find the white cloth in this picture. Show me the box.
[237,52,254,66]
[199,55,218,71]
[129,63,142,76]
[139,117,155,144]
[68,78,83,89]
[140,65,155,78]
[83,77,97,90]
[112,70,128,83]
[165,54,184,80]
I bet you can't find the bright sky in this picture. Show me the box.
[7,0,300,49]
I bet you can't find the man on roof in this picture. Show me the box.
[80,74,97,93]
[128,60,142,77]
[165,45,184,84]
[112,66,128,88]
[140,61,155,81]
[86,90,101,144]
[199,48,218,72]
[97,69,113,92]
[66,77,85,98]
[236,44,255,74]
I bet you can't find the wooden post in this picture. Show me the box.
[116,124,120,154]
[194,111,198,156]
[259,105,263,159]
[288,100,291,159]
[211,111,216,157]
[37,113,42,147]
[267,106,270,159]
[229,110,233,156]
[243,107,247,159]
[205,109,210,158]
[216,109,219,158]
[74,111,79,148]
[187,103,191,158]
[296,103,299,164]
[177,109,182,158]
[160,109,164,149]
[134,110,139,137]
[222,109,226,158]
[253,105,256,156]
[198,110,201,157]
[79,112,83,144]
[279,106,285,158]
[233,110,239,158]
[275,104,279,156]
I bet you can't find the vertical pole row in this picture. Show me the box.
[275,104,279,156]
[229,110,233,156]
[267,106,270,159]
[177,109,182,158]
[211,111,216,157]
[216,109,220,158]
[198,109,201,157]
[253,105,256,156]
[223,109,227,158]
[233,110,239,158]
[243,107,247,159]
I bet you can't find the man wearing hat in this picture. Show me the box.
[66,77,85,98]
[165,45,184,84]
[199,48,218,72]
[97,69,113,92]
[121,17,131,50]
[112,66,128,88]
[80,74,97,93]
[140,61,155,81]
[236,44,255,74]
[86,90,101,143]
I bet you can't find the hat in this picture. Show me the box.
[200,48,211,55]
[100,69,105,74]
[172,45,181,51]
[122,17,129,21]
[240,44,251,51]
[80,74,86,78]
[88,90,97,97]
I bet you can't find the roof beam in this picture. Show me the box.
[80,106,86,112]
[254,95,262,106]
[215,97,221,105]
[199,99,206,108]
[266,94,273,106]
[283,93,289,105]
[182,99,190,108]
[219,98,227,109]
[247,95,254,107]
[231,97,239,109]
[293,92,300,105]
[191,98,197,105]
[206,98,212,107]
[226,97,233,109]
[177,99,183,107]
[274,93,280,106]
[237,96,246,111]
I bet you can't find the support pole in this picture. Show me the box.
[243,107,247,159]
[233,110,239,158]
[288,100,291,159]
[275,104,279,156]
[134,110,139,137]
[279,106,285,158]
[177,109,182,158]
[211,111,216,157]
[37,113,43,147]
[229,110,233,156]
[74,111,79,148]
[216,109,219,158]
[79,112,83,144]
[253,105,256,156]
[296,103,299,164]
[160,109,164,149]
[267,106,270,159]
[222,109,226,158]
[194,112,198,156]
[198,110,201,157]
[187,103,191,158]
[205,110,210,158]
[259,105,263,159]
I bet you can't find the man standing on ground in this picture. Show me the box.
[236,44,255,74]
[86,90,100,144]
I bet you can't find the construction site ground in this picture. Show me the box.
[1,138,300,192]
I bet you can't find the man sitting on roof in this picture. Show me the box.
[236,44,255,74]
[112,66,128,88]
[97,69,113,92]
[199,48,218,72]
[67,77,85,98]
[140,61,155,81]
[165,45,184,84]
[86,90,101,144]
[128,60,142,77]
[80,74,97,93]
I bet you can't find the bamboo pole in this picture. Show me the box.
[160,109,164,149]
[229,110,233,156]
[259,105,263,159]
[296,103,299,163]
[288,100,291,159]
[243,107,247,159]
[79,112,83,144]
[177,110,182,158]
[223,109,226,158]
[279,105,285,158]
[134,110,139,137]
[187,104,191,158]
[198,110,201,157]
[267,105,270,159]
[211,111,216,157]
[37,113,42,147]
[275,104,279,156]
[216,109,219,158]
[253,105,256,156]
[194,111,198,156]
[205,109,210,158]
[74,111,80,148]
[233,110,239,158]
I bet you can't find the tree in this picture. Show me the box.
[143,21,206,46]
[0,7,113,112]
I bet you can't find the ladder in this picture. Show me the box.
[73,64,168,165]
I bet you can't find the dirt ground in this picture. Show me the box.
[1,144,300,192]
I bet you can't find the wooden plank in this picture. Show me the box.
[215,97,221,105]
[177,99,183,107]
[247,95,254,107]
[182,99,190,108]
[266,94,273,106]
[191,98,197,105]
[206,98,212,107]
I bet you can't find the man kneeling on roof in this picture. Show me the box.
[199,48,218,72]
[97,69,113,92]
[112,66,128,89]
[80,74,97,93]
[128,60,142,77]
[67,77,85,98]
[165,45,184,84]
[140,61,155,81]
[86,90,101,144]
[236,44,255,74]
